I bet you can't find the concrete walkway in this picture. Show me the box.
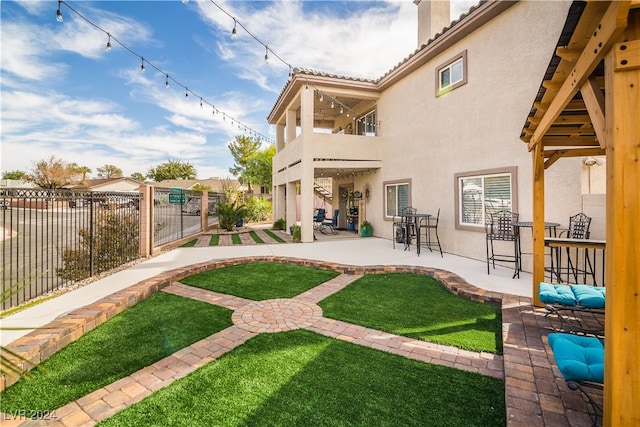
[1,235,531,346]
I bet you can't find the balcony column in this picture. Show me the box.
[276,123,285,152]
[273,184,286,225]
[300,86,315,242]
[285,109,296,144]
[286,181,297,237]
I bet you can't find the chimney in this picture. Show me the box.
[414,0,450,47]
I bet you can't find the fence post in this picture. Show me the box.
[200,191,208,232]
[89,192,94,276]
[139,184,153,257]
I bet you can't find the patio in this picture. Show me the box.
[1,234,602,426]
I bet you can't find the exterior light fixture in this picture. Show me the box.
[165,75,170,88]
[264,46,269,63]
[140,58,145,72]
[106,34,112,52]
[584,157,597,166]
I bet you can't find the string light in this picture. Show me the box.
[54,0,274,144]
[231,19,237,39]
[205,1,362,131]
[56,1,63,22]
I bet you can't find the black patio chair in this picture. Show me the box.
[393,207,417,249]
[419,208,442,257]
[550,213,596,284]
[485,210,520,278]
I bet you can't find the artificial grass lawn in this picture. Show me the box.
[209,234,219,245]
[263,229,285,242]
[179,262,339,300]
[319,273,502,354]
[231,234,242,244]
[249,231,265,243]
[99,330,505,427]
[180,239,197,247]
[0,292,233,412]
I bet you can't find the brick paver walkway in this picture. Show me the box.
[2,258,602,426]
[194,228,292,247]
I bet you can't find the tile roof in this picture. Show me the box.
[269,0,490,118]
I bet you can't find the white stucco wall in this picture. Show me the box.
[363,1,576,263]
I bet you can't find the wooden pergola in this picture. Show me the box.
[520,1,639,425]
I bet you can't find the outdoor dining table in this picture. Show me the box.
[401,213,432,255]
[513,221,561,275]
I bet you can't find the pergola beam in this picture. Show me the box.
[528,1,629,151]
[540,136,600,146]
[580,77,607,148]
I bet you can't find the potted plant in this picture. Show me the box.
[291,225,302,242]
[360,220,373,237]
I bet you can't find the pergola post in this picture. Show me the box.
[532,144,546,306]
[603,11,640,426]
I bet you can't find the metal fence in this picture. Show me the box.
[1,189,142,310]
[152,188,222,247]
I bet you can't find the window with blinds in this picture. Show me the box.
[459,172,512,227]
[385,182,410,218]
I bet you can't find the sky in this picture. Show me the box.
[1,0,477,180]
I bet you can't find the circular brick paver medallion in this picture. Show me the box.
[232,298,322,333]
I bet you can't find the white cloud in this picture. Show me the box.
[196,0,417,87]
[0,22,65,81]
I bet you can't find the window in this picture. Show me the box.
[384,180,411,219]
[454,167,518,230]
[357,109,376,136]
[436,50,467,96]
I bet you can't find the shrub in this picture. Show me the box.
[244,197,272,222]
[57,210,139,280]
[213,201,248,231]
[273,218,286,230]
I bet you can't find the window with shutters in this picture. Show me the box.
[454,167,518,230]
[384,180,411,219]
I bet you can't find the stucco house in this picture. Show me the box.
[268,0,605,271]
[155,178,246,194]
[71,177,142,192]
[269,1,640,422]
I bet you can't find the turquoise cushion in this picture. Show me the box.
[571,285,606,309]
[548,333,604,383]
[539,282,576,306]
